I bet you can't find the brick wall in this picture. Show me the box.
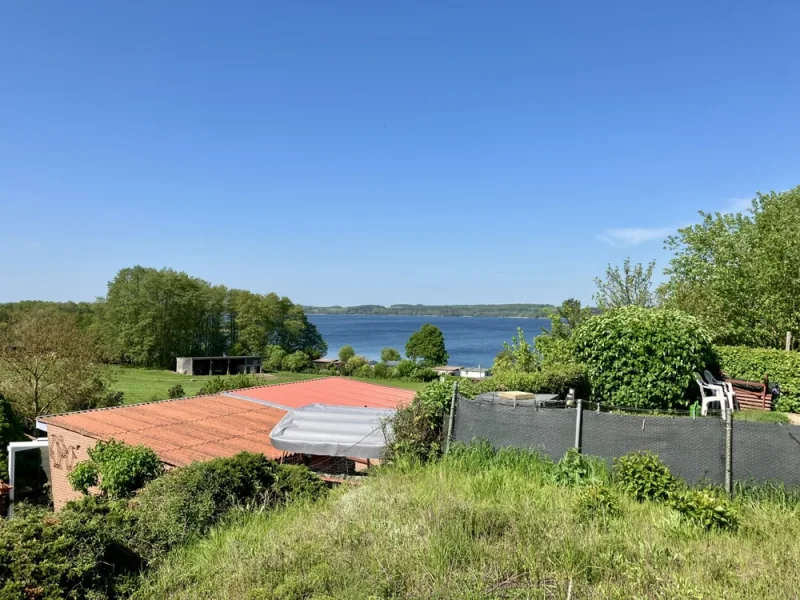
[47,425,97,510]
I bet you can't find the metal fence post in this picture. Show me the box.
[725,408,733,496]
[444,381,459,455]
[574,398,583,452]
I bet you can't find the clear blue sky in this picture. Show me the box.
[2,1,799,306]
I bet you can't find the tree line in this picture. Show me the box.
[1,266,326,369]
[303,303,557,318]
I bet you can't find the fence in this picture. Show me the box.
[452,394,800,489]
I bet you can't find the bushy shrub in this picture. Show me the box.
[372,362,390,378]
[271,464,327,504]
[263,345,287,372]
[0,501,140,599]
[353,364,373,378]
[70,375,125,411]
[387,379,455,460]
[550,448,607,487]
[413,367,440,382]
[130,452,324,561]
[716,345,800,412]
[670,489,738,531]
[537,363,589,398]
[343,355,369,375]
[198,374,261,394]
[573,306,714,409]
[574,484,621,523]
[394,359,418,379]
[69,439,163,499]
[535,334,579,367]
[282,351,310,372]
[167,384,184,399]
[614,451,679,503]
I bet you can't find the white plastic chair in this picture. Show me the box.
[696,376,729,417]
[703,370,737,412]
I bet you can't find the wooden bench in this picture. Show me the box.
[724,376,773,411]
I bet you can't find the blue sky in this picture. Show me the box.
[2,1,799,306]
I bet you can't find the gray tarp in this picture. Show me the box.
[269,404,394,459]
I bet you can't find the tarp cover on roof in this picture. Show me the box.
[269,404,394,459]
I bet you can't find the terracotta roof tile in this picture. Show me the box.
[38,378,415,467]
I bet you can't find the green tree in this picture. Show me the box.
[0,394,26,480]
[344,355,369,375]
[264,345,287,371]
[282,351,310,372]
[380,347,401,362]
[493,328,538,373]
[594,258,656,311]
[405,324,448,367]
[0,310,104,428]
[543,299,593,340]
[660,187,800,348]
[338,345,356,363]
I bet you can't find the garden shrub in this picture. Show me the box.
[393,360,418,379]
[716,345,800,412]
[614,451,679,503]
[129,452,324,562]
[537,362,589,398]
[282,351,311,373]
[353,363,373,378]
[198,374,261,394]
[574,484,621,523]
[167,384,184,399]
[413,367,440,382]
[387,379,455,460]
[68,439,163,499]
[670,488,738,531]
[573,306,714,409]
[263,345,287,372]
[372,362,390,378]
[550,448,607,487]
[0,501,140,600]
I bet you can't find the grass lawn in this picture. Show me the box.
[107,367,322,405]
[735,409,791,424]
[136,445,800,599]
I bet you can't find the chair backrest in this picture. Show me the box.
[696,376,721,398]
[703,370,718,385]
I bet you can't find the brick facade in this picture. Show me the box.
[47,425,96,510]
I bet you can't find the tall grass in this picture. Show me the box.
[136,445,800,599]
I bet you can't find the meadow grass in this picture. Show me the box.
[735,409,791,424]
[136,445,800,599]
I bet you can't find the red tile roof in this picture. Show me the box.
[230,377,414,410]
[38,378,415,467]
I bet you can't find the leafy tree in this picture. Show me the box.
[543,299,593,340]
[282,351,310,372]
[493,328,538,373]
[264,345,288,371]
[660,187,800,348]
[338,345,356,363]
[405,324,448,367]
[0,310,103,428]
[594,258,656,311]
[344,355,369,375]
[381,347,401,362]
[69,439,164,499]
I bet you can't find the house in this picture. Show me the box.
[461,367,490,379]
[175,355,262,376]
[34,378,415,509]
[433,365,463,377]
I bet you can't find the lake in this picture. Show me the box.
[308,314,550,367]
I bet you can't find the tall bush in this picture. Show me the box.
[0,394,25,481]
[573,306,713,409]
[198,374,261,394]
[716,345,800,412]
[68,439,163,499]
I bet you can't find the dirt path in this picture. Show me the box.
[787,413,800,426]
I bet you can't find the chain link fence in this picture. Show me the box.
[452,393,800,488]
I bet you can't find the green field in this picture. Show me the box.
[107,368,423,405]
[136,445,800,599]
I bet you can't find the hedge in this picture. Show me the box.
[715,345,800,413]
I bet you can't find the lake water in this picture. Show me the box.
[308,314,550,367]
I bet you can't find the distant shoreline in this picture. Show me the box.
[304,304,554,319]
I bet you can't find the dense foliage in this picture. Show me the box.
[337,345,355,363]
[0,453,327,600]
[380,347,401,362]
[0,394,25,481]
[387,380,454,461]
[304,303,556,318]
[660,186,800,348]
[716,345,800,412]
[405,324,448,366]
[0,310,117,428]
[573,306,714,408]
[68,440,163,499]
[670,489,739,531]
[614,451,678,503]
[197,374,262,395]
